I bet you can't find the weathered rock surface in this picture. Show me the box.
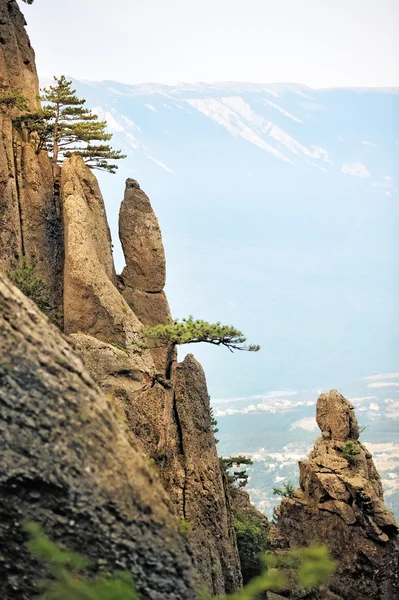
[119,283,172,373]
[62,155,154,377]
[60,165,242,593]
[118,179,171,372]
[119,178,166,292]
[0,0,40,107]
[277,389,399,600]
[170,355,243,594]
[231,487,269,529]
[118,354,243,594]
[0,274,200,600]
[0,0,63,319]
[316,389,359,441]
[0,6,253,596]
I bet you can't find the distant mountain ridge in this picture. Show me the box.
[42,78,399,94]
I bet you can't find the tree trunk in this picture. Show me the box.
[52,103,59,175]
[165,341,176,380]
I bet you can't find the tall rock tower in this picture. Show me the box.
[0,0,63,321]
[277,390,399,600]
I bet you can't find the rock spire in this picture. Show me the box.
[277,390,399,600]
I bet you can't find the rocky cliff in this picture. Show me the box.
[60,155,242,595]
[0,0,63,322]
[277,390,399,600]
[0,273,199,600]
[2,3,398,599]
[0,0,242,595]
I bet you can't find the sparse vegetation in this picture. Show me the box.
[201,544,335,600]
[0,92,29,111]
[110,342,129,355]
[177,518,192,537]
[220,455,254,489]
[234,512,269,584]
[272,481,296,498]
[39,76,126,173]
[210,405,219,444]
[7,254,52,318]
[145,316,260,379]
[341,440,361,467]
[24,521,140,600]
[10,75,126,174]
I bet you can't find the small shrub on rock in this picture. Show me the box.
[342,440,361,467]
[272,481,296,498]
[7,254,52,318]
[234,512,269,584]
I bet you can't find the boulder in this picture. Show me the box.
[118,179,172,372]
[316,389,359,441]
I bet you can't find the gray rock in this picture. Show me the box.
[0,274,200,599]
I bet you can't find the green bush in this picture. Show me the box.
[199,544,336,600]
[210,405,219,444]
[7,254,52,318]
[234,512,269,584]
[177,518,192,537]
[0,92,29,111]
[341,440,361,467]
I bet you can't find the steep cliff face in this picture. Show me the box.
[61,156,155,376]
[0,0,63,320]
[171,355,242,593]
[59,157,242,593]
[0,274,200,600]
[277,390,399,600]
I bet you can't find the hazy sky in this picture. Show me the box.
[22,0,398,87]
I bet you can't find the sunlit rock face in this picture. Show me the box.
[277,390,399,600]
[118,178,172,373]
[0,0,63,321]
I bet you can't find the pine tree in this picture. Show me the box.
[41,76,126,174]
[219,455,254,488]
[145,316,260,379]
